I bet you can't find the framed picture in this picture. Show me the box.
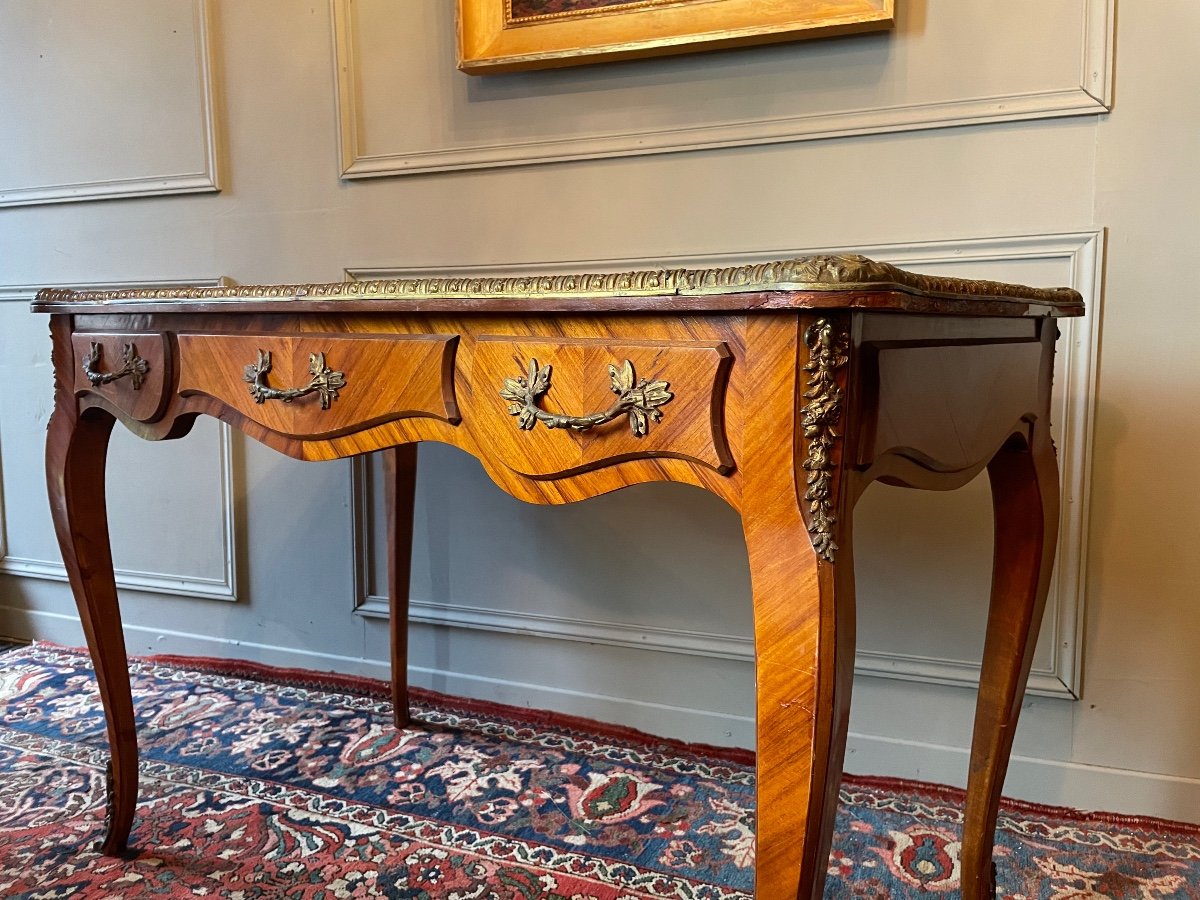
[456,0,894,74]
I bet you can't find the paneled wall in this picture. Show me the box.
[3,0,1198,821]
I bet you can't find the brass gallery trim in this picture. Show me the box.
[83,342,149,390]
[500,357,673,436]
[801,318,849,563]
[37,255,1082,307]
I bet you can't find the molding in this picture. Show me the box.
[332,0,363,181]
[0,0,221,207]
[332,0,1114,178]
[0,277,240,602]
[360,594,754,661]
[347,231,1103,700]
[1047,233,1104,699]
[349,455,381,619]
[0,425,238,602]
[1081,0,1116,106]
[349,455,753,655]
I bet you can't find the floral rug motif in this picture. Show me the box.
[0,643,1197,898]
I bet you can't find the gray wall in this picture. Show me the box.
[3,0,1198,820]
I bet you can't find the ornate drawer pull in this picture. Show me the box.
[500,358,673,436]
[83,342,149,390]
[243,350,346,410]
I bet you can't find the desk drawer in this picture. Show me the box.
[72,332,170,423]
[176,333,458,438]
[472,336,733,477]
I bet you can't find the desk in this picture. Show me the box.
[35,255,1082,899]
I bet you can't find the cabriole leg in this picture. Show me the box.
[961,423,1060,898]
[46,404,137,856]
[742,312,856,899]
[745,511,856,900]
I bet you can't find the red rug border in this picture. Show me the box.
[21,641,1200,842]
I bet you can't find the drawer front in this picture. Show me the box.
[72,332,170,423]
[472,336,733,477]
[176,333,458,438]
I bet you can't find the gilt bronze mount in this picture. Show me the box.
[500,358,673,436]
[243,350,346,410]
[83,342,149,391]
[801,318,850,562]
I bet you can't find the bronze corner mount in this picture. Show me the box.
[801,318,850,563]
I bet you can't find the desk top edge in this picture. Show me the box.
[31,254,1084,315]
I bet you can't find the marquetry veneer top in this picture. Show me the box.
[33,254,1083,317]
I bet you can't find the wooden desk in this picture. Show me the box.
[34,255,1083,899]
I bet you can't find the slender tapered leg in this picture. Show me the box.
[960,423,1060,898]
[383,444,419,728]
[46,401,137,856]
[742,313,857,900]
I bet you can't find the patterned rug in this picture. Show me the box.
[0,643,1197,898]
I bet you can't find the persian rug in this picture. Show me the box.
[0,644,1197,898]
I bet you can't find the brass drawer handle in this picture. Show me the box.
[83,341,149,390]
[500,358,673,436]
[243,350,346,410]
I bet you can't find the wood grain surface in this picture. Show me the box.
[71,332,170,423]
[176,332,459,437]
[46,300,1067,900]
[472,335,733,476]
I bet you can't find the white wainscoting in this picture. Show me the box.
[0,0,221,207]
[0,280,239,601]
[333,0,1113,178]
[345,231,1102,700]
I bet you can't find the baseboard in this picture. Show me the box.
[0,607,753,747]
[8,605,1199,824]
[845,733,1200,824]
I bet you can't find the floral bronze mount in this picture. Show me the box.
[82,342,150,391]
[801,318,850,563]
[243,350,347,410]
[500,358,673,436]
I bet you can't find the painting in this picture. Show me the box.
[457,0,894,74]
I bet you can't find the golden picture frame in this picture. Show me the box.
[457,0,894,75]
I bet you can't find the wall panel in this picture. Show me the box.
[347,231,1101,698]
[0,0,220,207]
[0,282,238,601]
[335,0,1113,177]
